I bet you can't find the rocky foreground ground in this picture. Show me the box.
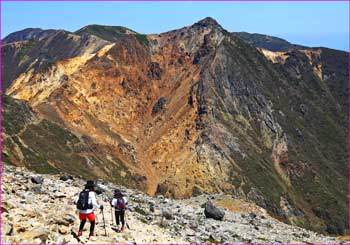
[1,165,344,244]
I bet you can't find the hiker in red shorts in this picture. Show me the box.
[75,180,103,238]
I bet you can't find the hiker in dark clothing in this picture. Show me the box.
[111,189,128,232]
[75,180,103,238]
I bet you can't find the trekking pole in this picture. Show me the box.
[125,209,130,230]
[95,210,99,224]
[111,205,114,225]
[101,209,108,237]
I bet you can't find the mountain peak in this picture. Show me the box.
[74,24,137,42]
[3,28,57,44]
[194,17,221,28]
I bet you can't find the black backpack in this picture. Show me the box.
[77,190,93,210]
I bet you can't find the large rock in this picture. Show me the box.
[63,213,76,224]
[42,196,49,203]
[54,235,67,244]
[2,223,13,236]
[58,225,69,234]
[51,213,76,226]
[95,182,107,195]
[249,212,257,219]
[53,192,67,198]
[162,209,173,220]
[203,201,225,221]
[20,227,49,243]
[2,200,16,212]
[22,193,36,203]
[30,176,44,185]
[59,175,73,181]
[32,184,42,194]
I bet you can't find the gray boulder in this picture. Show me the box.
[162,209,173,220]
[32,184,42,194]
[149,204,155,213]
[59,175,73,181]
[54,235,67,244]
[94,183,107,194]
[203,201,225,221]
[30,176,43,184]
[23,193,36,203]
[249,212,257,219]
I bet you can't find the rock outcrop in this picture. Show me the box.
[203,201,225,220]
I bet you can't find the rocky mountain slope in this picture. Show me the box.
[2,95,139,188]
[2,28,58,45]
[2,17,348,236]
[233,32,307,52]
[2,165,343,244]
[2,29,108,91]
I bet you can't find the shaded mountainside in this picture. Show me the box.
[2,17,349,235]
[2,95,145,190]
[2,28,58,45]
[233,32,307,52]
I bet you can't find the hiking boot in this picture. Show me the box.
[78,231,83,237]
[89,234,97,241]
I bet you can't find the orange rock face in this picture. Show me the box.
[6,19,231,197]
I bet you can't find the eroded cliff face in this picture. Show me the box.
[3,17,348,235]
[6,18,232,197]
[2,30,109,91]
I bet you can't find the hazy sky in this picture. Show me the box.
[2,1,349,51]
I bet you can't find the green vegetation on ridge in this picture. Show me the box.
[75,24,149,46]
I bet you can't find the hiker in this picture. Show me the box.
[111,189,128,232]
[76,180,103,238]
